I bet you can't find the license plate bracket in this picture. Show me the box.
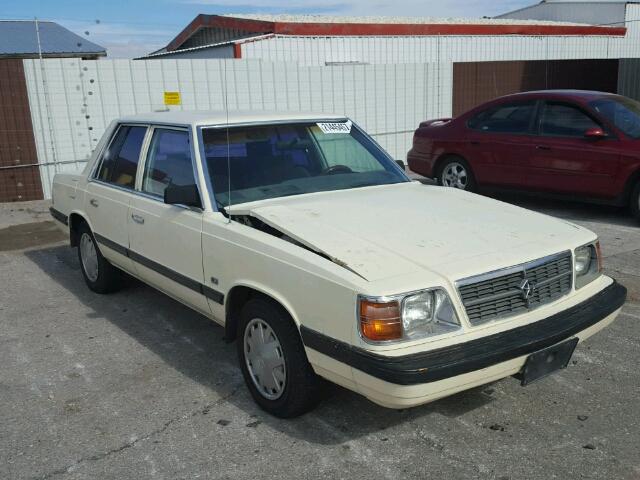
[517,338,579,386]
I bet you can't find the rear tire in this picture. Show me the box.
[77,223,123,294]
[237,297,323,418]
[631,182,640,223]
[437,156,476,192]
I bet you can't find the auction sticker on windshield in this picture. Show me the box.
[317,121,352,134]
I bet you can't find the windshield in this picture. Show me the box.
[201,121,408,207]
[590,96,640,139]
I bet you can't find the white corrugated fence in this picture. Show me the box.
[24,58,450,198]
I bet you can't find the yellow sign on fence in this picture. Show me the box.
[163,91,181,105]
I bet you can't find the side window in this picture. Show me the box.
[142,129,195,197]
[540,103,601,137]
[468,102,536,134]
[96,125,146,189]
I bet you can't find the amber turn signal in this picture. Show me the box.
[359,298,402,342]
[595,241,603,272]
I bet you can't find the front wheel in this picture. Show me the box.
[437,156,476,192]
[630,181,640,223]
[237,298,323,418]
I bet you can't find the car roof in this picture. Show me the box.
[117,110,347,127]
[498,89,616,102]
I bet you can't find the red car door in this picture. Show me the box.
[525,101,620,197]
[465,100,538,187]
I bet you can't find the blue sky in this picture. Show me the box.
[2,0,532,58]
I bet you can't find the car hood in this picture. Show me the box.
[228,182,595,283]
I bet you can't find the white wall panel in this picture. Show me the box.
[241,32,639,66]
[24,58,448,197]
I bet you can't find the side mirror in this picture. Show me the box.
[395,160,406,171]
[584,128,607,140]
[164,184,202,209]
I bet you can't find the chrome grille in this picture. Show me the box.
[457,251,573,326]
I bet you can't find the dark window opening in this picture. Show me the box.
[96,125,146,189]
[468,101,536,134]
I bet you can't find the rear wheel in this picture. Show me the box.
[237,298,323,418]
[437,156,476,192]
[77,223,123,294]
[630,181,640,223]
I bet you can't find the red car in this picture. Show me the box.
[407,90,640,221]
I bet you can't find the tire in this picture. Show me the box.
[437,156,476,192]
[77,222,123,294]
[631,182,640,223]
[237,297,323,418]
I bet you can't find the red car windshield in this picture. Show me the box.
[590,97,640,139]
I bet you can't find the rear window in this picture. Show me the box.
[468,101,536,134]
[96,125,146,189]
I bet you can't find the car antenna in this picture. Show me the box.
[223,58,231,223]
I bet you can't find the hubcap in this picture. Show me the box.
[80,233,99,282]
[442,162,468,189]
[244,318,286,400]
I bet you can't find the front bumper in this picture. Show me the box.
[302,281,626,407]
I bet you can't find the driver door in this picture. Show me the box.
[128,126,211,316]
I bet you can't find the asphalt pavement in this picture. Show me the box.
[1,193,638,480]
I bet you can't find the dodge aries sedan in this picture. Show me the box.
[50,111,627,418]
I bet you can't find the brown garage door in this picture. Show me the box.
[453,59,619,117]
[0,59,43,202]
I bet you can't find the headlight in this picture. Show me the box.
[358,288,461,343]
[574,241,602,289]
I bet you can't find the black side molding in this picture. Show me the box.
[94,233,127,257]
[49,207,68,226]
[300,281,627,386]
[93,233,224,305]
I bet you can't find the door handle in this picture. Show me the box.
[89,198,99,207]
[131,214,145,224]
[536,145,551,151]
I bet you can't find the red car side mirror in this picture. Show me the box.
[584,128,607,139]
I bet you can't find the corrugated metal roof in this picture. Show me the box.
[497,1,638,25]
[0,21,106,57]
[164,13,626,52]
[139,34,272,59]
[223,13,586,26]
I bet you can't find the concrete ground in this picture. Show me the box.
[1,194,639,480]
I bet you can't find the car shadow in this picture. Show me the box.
[408,171,637,228]
[482,191,638,228]
[24,244,498,445]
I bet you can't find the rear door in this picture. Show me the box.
[525,101,620,197]
[128,126,211,316]
[465,100,538,187]
[85,124,147,273]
